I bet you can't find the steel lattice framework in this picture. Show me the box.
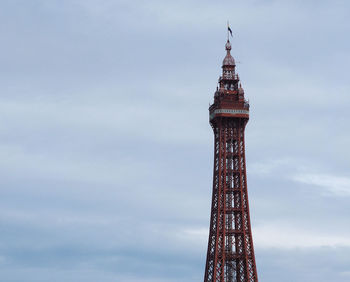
[204,39,258,282]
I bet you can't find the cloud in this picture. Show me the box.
[0,142,155,185]
[248,157,350,197]
[0,0,349,281]
[253,223,350,249]
[177,222,350,251]
[293,173,350,196]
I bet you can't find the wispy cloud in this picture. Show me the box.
[253,223,350,249]
[293,173,350,196]
[178,223,350,250]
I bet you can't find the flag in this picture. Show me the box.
[228,26,233,37]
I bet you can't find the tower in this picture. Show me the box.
[204,39,258,282]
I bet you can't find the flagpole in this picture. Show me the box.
[227,20,229,41]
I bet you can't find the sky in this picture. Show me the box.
[0,0,350,281]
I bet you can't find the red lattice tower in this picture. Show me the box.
[204,39,258,282]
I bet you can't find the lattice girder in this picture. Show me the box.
[204,118,258,282]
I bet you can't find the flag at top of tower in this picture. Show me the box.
[227,22,233,37]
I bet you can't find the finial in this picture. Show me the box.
[225,40,232,51]
[222,40,235,66]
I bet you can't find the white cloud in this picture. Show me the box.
[293,173,350,196]
[177,228,208,248]
[248,157,350,197]
[175,223,350,250]
[253,223,350,249]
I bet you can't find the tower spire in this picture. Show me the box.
[223,40,235,67]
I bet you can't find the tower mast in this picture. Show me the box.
[204,37,258,282]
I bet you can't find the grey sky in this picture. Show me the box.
[0,0,349,281]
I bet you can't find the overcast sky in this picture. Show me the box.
[0,0,350,281]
